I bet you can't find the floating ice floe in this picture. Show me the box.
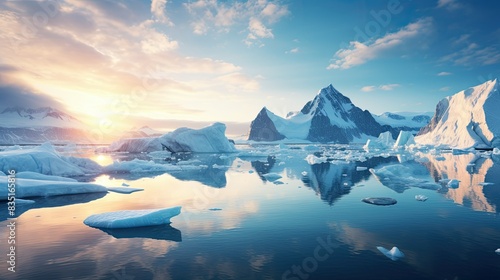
[495,248,500,255]
[262,173,282,182]
[16,171,77,182]
[362,197,397,206]
[0,143,101,176]
[84,206,181,229]
[479,182,494,186]
[0,176,107,200]
[370,163,440,192]
[356,166,368,171]
[377,246,405,261]
[305,154,328,165]
[415,195,428,201]
[106,187,144,194]
[121,182,130,187]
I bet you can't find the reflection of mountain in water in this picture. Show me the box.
[304,157,398,205]
[99,224,182,242]
[425,153,499,213]
[0,192,107,221]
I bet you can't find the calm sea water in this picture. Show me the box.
[1,145,500,280]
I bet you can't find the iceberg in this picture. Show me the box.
[0,143,101,176]
[100,123,236,153]
[83,206,181,229]
[363,131,395,151]
[416,79,500,148]
[496,249,500,255]
[393,131,416,148]
[377,246,405,261]
[370,163,440,192]
[0,176,107,200]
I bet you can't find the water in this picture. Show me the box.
[1,145,500,279]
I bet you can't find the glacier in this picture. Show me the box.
[416,79,500,148]
[84,206,182,229]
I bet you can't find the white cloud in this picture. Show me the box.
[184,0,288,45]
[327,18,433,70]
[437,0,462,10]
[437,71,452,76]
[286,47,299,54]
[440,43,500,66]
[141,32,178,54]
[361,86,376,92]
[379,84,400,91]
[151,0,173,25]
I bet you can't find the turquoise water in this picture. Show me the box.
[1,146,500,279]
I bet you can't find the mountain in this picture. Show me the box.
[372,111,433,137]
[416,79,500,148]
[0,106,89,144]
[248,84,384,143]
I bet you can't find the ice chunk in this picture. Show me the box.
[0,177,107,200]
[301,171,308,176]
[16,171,77,182]
[96,137,162,153]
[305,154,328,164]
[121,182,130,187]
[493,148,500,155]
[447,179,460,189]
[495,248,500,255]
[377,246,405,261]
[370,163,440,192]
[362,197,397,206]
[83,206,181,229]
[0,143,101,176]
[394,131,416,148]
[263,173,282,182]
[356,166,368,171]
[415,195,428,201]
[363,131,394,151]
[107,187,144,194]
[479,182,494,186]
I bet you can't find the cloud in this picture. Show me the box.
[0,80,63,110]
[440,43,500,66]
[151,0,173,25]
[285,47,299,54]
[327,17,433,70]
[361,84,400,92]
[437,71,452,76]
[440,86,451,91]
[361,86,376,92]
[437,0,462,10]
[184,0,289,46]
[379,84,400,91]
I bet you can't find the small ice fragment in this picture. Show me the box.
[263,173,282,182]
[479,182,494,186]
[356,167,368,171]
[415,195,428,201]
[495,248,500,255]
[273,180,284,185]
[13,199,35,205]
[249,170,254,174]
[377,246,404,261]
[447,179,460,188]
[342,173,347,177]
[301,171,308,176]
[107,187,144,194]
[121,183,130,187]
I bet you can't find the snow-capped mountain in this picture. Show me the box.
[416,79,500,148]
[372,111,433,136]
[0,106,88,144]
[248,84,384,143]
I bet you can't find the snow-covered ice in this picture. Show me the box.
[393,131,416,148]
[495,249,500,255]
[0,143,101,176]
[377,246,405,261]
[363,131,394,151]
[0,176,108,200]
[305,154,328,164]
[84,206,181,229]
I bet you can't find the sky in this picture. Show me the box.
[0,0,499,137]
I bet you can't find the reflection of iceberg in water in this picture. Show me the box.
[167,154,235,188]
[370,161,441,193]
[0,192,106,222]
[98,224,182,242]
[424,153,500,213]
